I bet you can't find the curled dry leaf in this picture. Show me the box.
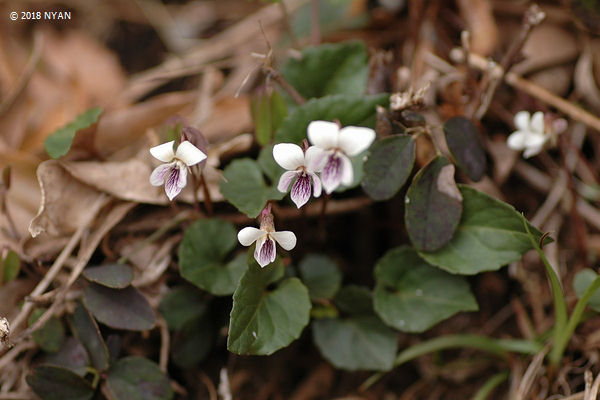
[575,40,600,111]
[437,164,463,201]
[456,0,498,56]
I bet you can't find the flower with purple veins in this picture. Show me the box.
[273,143,324,208]
[149,140,207,200]
[307,120,376,194]
[237,206,296,267]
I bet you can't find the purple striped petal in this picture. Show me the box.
[277,170,298,193]
[254,236,276,267]
[149,163,173,186]
[321,154,343,194]
[164,163,188,200]
[290,173,311,208]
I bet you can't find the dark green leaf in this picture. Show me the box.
[82,264,133,289]
[83,284,156,331]
[374,246,478,332]
[405,156,462,252]
[574,269,600,312]
[312,316,397,371]
[419,185,547,274]
[444,116,486,182]
[362,135,415,200]
[44,338,89,376]
[228,260,311,355]
[158,286,207,331]
[274,94,388,144]
[105,356,173,400]
[258,144,284,183]
[70,302,109,371]
[250,90,288,145]
[2,250,20,283]
[44,107,103,159]
[281,41,368,99]
[299,254,342,300]
[26,365,94,400]
[334,285,373,315]
[220,158,285,218]
[171,316,214,368]
[178,219,247,296]
[291,0,368,39]
[29,308,65,353]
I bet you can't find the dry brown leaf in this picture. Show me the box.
[29,160,103,237]
[0,279,36,322]
[199,95,252,142]
[457,0,498,56]
[575,40,600,111]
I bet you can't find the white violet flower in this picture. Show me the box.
[506,111,549,159]
[237,207,296,267]
[307,120,376,194]
[273,143,324,208]
[149,140,207,200]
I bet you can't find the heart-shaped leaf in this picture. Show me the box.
[258,144,284,184]
[334,285,374,315]
[281,41,368,99]
[105,356,173,400]
[299,254,342,301]
[44,107,103,159]
[443,116,486,182]
[44,338,89,376]
[83,284,156,331]
[29,308,65,353]
[178,218,247,296]
[374,246,478,332]
[70,302,109,371]
[418,185,547,274]
[573,269,600,312]
[220,158,285,218]
[171,316,214,368]
[26,365,94,400]
[274,94,388,144]
[228,259,311,355]
[405,156,462,252]
[312,315,397,371]
[82,264,133,289]
[158,286,207,331]
[362,135,415,200]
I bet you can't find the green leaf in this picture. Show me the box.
[228,260,311,355]
[83,284,156,331]
[220,158,285,218]
[405,156,463,252]
[312,316,397,371]
[44,107,103,159]
[299,254,342,300]
[419,185,546,274]
[281,41,368,99]
[44,338,89,377]
[1,250,20,283]
[26,365,94,400]
[373,246,478,332]
[178,218,247,296]
[258,144,284,183]
[334,285,373,315]
[29,308,65,353]
[362,135,415,200]
[105,356,173,400]
[574,269,600,312]
[82,264,133,289]
[171,316,214,368]
[70,302,109,372]
[443,116,486,182]
[158,286,207,331]
[291,0,368,39]
[250,90,288,145]
[274,94,389,144]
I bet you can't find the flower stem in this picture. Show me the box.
[199,170,213,217]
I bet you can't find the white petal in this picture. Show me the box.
[290,174,311,208]
[176,141,207,166]
[164,164,187,200]
[150,141,176,162]
[523,132,547,149]
[277,170,298,193]
[307,121,339,149]
[271,231,297,250]
[149,163,173,186]
[321,154,343,194]
[255,236,276,267]
[506,131,529,151]
[273,143,305,170]
[530,111,545,134]
[238,227,264,246]
[305,146,327,172]
[523,144,544,158]
[340,154,354,186]
[338,126,376,156]
[514,111,531,132]
[308,172,321,198]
